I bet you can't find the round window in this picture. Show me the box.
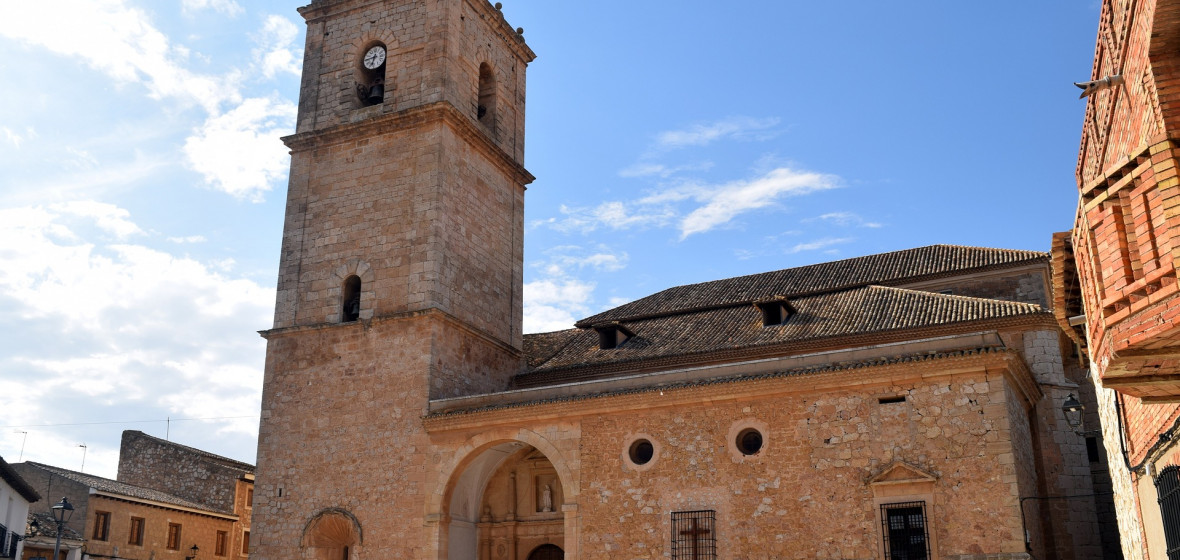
[736,428,763,456]
[629,439,655,465]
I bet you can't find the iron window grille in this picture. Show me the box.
[0,524,9,559]
[1155,464,1180,560]
[671,510,715,560]
[881,501,930,560]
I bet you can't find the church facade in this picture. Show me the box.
[252,1,1117,559]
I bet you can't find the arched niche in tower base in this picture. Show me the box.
[301,508,363,560]
[425,429,578,560]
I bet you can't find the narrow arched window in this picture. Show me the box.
[477,62,496,125]
[356,43,387,107]
[342,275,361,322]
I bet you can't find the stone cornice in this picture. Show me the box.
[259,306,523,359]
[282,101,535,186]
[297,0,535,63]
[423,347,1023,432]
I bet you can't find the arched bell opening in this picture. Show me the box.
[341,275,361,322]
[301,509,362,560]
[443,441,567,560]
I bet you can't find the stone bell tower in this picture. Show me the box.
[252,0,534,557]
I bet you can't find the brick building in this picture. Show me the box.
[14,433,254,560]
[250,1,1121,559]
[1053,0,1180,559]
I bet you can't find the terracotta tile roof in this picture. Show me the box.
[24,463,219,513]
[26,512,84,540]
[521,329,581,368]
[516,286,1047,388]
[577,244,1046,326]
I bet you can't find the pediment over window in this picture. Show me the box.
[867,461,938,486]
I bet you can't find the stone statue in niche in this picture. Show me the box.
[541,484,553,512]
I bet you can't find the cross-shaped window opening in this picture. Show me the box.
[671,510,715,560]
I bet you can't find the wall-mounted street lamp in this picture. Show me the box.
[1062,393,1101,436]
[185,544,200,560]
[51,497,74,560]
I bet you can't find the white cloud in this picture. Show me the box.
[543,167,840,239]
[183,96,297,201]
[619,161,714,179]
[254,15,303,79]
[168,235,207,244]
[679,167,841,238]
[812,211,883,228]
[181,0,243,17]
[2,126,34,148]
[655,116,780,149]
[0,202,270,476]
[523,278,596,333]
[549,201,675,234]
[787,237,855,254]
[50,200,145,238]
[0,0,242,113]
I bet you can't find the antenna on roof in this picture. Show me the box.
[14,430,27,461]
[77,443,87,472]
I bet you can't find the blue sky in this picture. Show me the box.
[0,1,1099,478]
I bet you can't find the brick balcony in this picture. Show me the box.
[1073,135,1180,399]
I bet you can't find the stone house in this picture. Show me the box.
[1,456,39,560]
[13,433,254,560]
[249,1,1122,558]
[1052,0,1180,559]
[13,462,242,560]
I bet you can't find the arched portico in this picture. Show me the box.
[425,429,578,560]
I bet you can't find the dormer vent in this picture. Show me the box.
[755,299,793,327]
[594,323,633,350]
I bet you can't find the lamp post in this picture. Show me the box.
[1061,393,1101,436]
[51,497,74,560]
[185,544,200,560]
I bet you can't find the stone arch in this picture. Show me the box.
[425,428,578,560]
[477,61,497,128]
[329,258,375,323]
[301,508,363,560]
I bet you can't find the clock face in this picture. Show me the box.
[363,46,386,70]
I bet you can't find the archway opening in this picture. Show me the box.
[445,442,565,560]
[527,543,564,560]
[302,510,360,560]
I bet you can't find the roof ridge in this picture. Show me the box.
[25,462,215,511]
[575,244,1048,327]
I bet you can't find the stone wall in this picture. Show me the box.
[117,431,252,514]
[905,269,1049,308]
[421,353,1044,560]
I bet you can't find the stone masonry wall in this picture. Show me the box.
[254,317,441,559]
[907,270,1049,309]
[572,370,1027,559]
[296,0,529,163]
[117,431,252,514]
